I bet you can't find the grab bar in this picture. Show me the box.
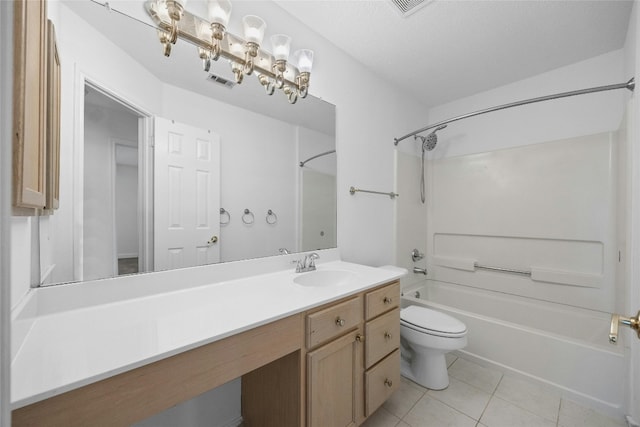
[349,186,399,199]
[474,263,531,276]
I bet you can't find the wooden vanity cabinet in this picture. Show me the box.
[363,281,400,417]
[304,280,400,426]
[307,327,363,427]
[12,281,401,427]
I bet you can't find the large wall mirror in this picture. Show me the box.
[45,0,336,285]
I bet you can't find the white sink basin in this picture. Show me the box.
[293,270,356,287]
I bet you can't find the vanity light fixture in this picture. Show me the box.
[146,0,314,104]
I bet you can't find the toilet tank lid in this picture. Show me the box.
[401,305,467,335]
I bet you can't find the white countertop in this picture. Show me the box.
[11,259,404,409]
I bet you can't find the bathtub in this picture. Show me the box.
[401,279,627,417]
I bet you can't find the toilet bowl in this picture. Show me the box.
[400,305,467,390]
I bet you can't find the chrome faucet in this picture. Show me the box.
[295,252,320,273]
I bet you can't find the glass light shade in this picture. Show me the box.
[270,34,291,61]
[294,49,314,73]
[208,0,232,26]
[242,15,266,45]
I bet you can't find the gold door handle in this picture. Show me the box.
[355,334,363,343]
[335,317,346,327]
[383,297,392,305]
[207,235,218,245]
[609,311,640,344]
[384,378,393,388]
[384,331,392,340]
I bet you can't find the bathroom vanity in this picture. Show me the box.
[10,254,402,426]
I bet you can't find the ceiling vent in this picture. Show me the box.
[388,0,434,17]
[206,73,236,89]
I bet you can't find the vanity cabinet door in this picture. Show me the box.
[307,328,363,427]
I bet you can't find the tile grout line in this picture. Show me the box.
[477,373,504,426]
[397,381,429,426]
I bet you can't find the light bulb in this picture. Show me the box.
[242,15,266,45]
[270,34,291,61]
[208,0,232,27]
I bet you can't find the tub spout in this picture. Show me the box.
[413,267,427,275]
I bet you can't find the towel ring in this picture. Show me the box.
[220,208,231,225]
[242,209,255,225]
[266,209,278,225]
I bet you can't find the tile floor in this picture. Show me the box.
[362,354,627,427]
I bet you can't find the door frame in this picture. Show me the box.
[72,70,152,281]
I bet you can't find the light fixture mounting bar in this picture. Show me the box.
[145,1,303,92]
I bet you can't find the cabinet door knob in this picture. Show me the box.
[384,331,392,340]
[384,378,393,388]
[335,317,346,327]
[355,334,363,343]
[383,297,392,304]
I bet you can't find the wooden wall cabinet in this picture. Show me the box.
[12,0,61,214]
[45,19,61,211]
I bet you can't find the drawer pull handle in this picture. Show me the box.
[356,334,363,343]
[383,297,392,305]
[336,317,346,327]
[384,332,392,340]
[384,378,393,387]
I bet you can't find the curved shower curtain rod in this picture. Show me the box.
[394,78,635,145]
[299,149,336,167]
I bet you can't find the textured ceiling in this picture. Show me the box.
[274,0,634,109]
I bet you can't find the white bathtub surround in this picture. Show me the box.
[362,355,626,427]
[10,248,405,409]
[402,280,625,418]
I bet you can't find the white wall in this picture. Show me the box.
[116,164,139,258]
[426,49,626,159]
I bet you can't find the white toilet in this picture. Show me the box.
[400,305,468,390]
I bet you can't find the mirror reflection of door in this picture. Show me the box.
[153,118,221,271]
[83,85,147,280]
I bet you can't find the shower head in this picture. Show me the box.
[415,124,447,152]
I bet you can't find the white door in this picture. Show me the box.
[154,118,221,271]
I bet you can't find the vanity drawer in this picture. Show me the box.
[365,308,400,368]
[307,297,362,348]
[365,281,400,320]
[365,349,400,416]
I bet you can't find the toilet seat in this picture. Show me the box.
[401,306,467,338]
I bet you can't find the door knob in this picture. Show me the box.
[207,235,218,245]
[609,311,640,344]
